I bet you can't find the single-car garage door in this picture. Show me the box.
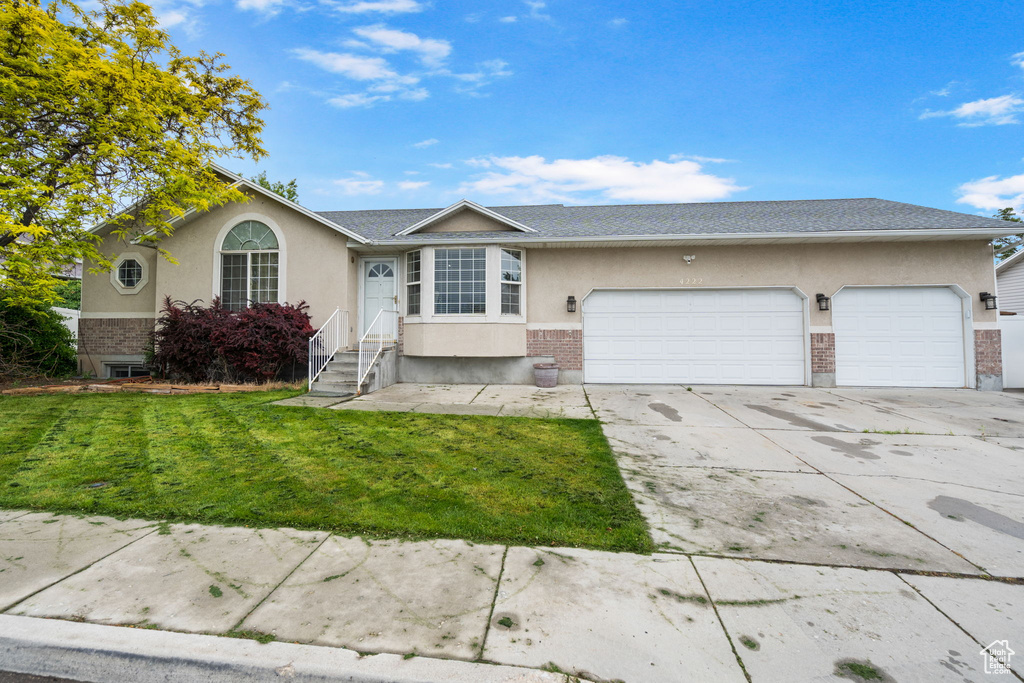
[833,287,966,387]
[583,289,806,384]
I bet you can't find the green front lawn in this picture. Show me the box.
[0,391,652,552]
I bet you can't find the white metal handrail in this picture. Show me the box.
[356,309,398,395]
[308,308,349,390]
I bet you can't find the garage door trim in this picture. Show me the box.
[831,284,973,389]
[581,286,811,385]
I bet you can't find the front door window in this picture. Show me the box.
[363,261,396,335]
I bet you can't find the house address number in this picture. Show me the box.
[680,277,704,285]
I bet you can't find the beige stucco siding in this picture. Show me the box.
[403,322,526,357]
[526,241,999,327]
[150,191,353,332]
[81,238,159,316]
[418,209,519,234]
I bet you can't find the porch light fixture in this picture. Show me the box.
[566,295,577,313]
[815,293,830,311]
[980,292,997,310]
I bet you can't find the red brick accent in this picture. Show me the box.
[810,332,836,374]
[527,329,582,371]
[397,316,405,356]
[975,329,1002,376]
[78,318,154,356]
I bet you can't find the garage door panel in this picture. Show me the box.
[583,289,806,385]
[834,287,966,388]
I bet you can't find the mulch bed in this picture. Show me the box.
[0,376,283,396]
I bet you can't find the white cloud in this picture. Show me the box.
[669,153,736,164]
[236,0,288,14]
[292,49,398,80]
[429,162,454,169]
[499,15,517,23]
[921,95,1024,126]
[1012,52,1024,71]
[956,173,1024,212]
[413,138,439,148]
[399,87,430,101]
[353,24,452,67]
[399,180,430,190]
[328,92,390,108]
[334,173,385,194]
[459,155,745,203]
[523,0,549,20]
[323,0,423,13]
[608,17,627,27]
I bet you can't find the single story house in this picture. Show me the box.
[996,247,1024,315]
[79,167,1016,390]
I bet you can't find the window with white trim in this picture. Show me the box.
[117,259,143,288]
[500,248,522,315]
[434,247,486,315]
[219,220,279,311]
[406,250,421,316]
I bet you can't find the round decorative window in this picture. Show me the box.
[117,259,143,288]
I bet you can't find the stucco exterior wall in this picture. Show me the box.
[150,191,353,332]
[402,322,526,357]
[418,209,519,233]
[525,241,999,327]
[81,239,159,316]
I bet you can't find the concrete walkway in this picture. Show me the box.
[275,383,595,419]
[4,385,1024,682]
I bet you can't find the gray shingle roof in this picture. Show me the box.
[316,198,1015,243]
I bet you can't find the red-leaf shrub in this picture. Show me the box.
[151,297,314,383]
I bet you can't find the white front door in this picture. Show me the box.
[362,259,397,336]
[833,286,967,387]
[583,288,806,384]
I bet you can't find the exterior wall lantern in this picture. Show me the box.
[980,292,998,310]
[815,293,830,311]
[566,295,577,313]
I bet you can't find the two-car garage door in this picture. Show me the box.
[583,286,968,387]
[583,289,806,384]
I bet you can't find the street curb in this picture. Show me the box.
[0,615,564,683]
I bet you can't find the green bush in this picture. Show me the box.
[0,300,77,378]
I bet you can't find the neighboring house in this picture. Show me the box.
[996,248,1024,315]
[79,166,1017,390]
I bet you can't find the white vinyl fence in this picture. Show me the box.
[1001,317,1024,389]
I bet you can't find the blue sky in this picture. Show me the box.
[148,0,1024,214]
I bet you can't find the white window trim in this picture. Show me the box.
[500,247,524,316]
[211,213,287,306]
[405,250,422,317]
[403,245,525,324]
[109,252,150,295]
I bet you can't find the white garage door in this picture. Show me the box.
[833,287,966,388]
[583,289,806,384]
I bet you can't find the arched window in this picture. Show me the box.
[220,220,279,311]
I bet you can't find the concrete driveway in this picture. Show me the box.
[590,385,1024,577]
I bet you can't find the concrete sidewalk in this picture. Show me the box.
[2,509,1021,682]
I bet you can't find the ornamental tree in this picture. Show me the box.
[0,0,267,306]
[993,208,1023,262]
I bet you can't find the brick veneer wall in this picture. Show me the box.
[975,329,1002,376]
[78,318,154,356]
[526,329,582,370]
[810,332,836,374]
[397,316,404,355]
